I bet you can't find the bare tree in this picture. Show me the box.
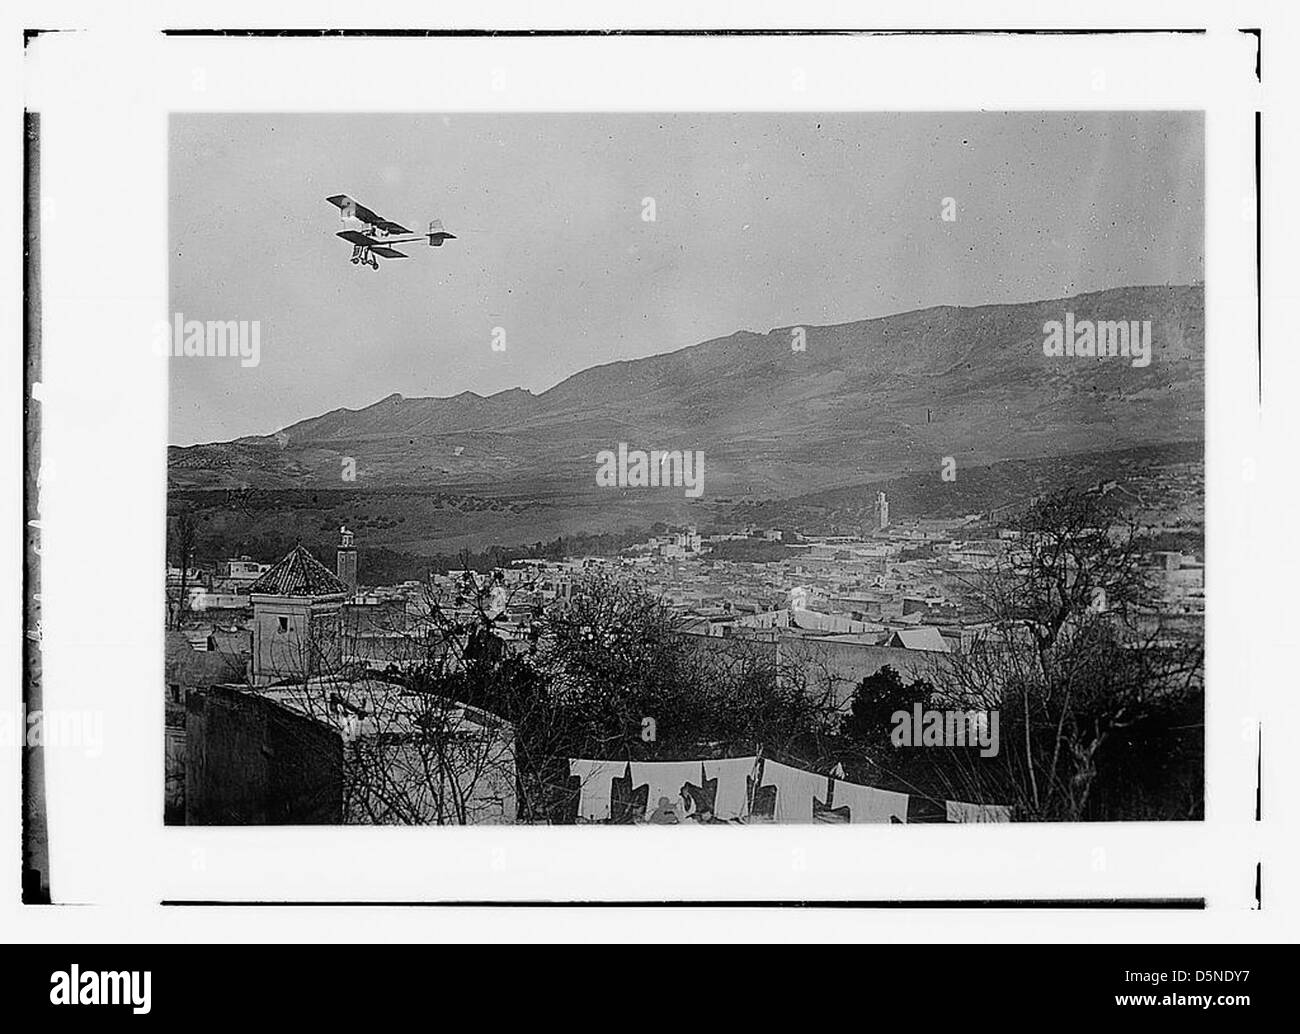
[169,510,198,630]
[527,572,846,809]
[182,565,536,825]
[923,489,1203,820]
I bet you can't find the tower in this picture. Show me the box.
[875,491,889,530]
[248,545,350,680]
[337,525,358,591]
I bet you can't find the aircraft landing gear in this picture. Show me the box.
[350,245,380,269]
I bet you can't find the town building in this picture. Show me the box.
[247,545,350,680]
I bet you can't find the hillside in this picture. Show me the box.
[169,283,1204,499]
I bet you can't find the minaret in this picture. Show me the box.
[337,526,357,591]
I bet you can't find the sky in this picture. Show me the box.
[169,111,1203,445]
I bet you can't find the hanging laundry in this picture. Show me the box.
[746,757,778,822]
[568,759,616,821]
[568,757,916,824]
[906,795,949,823]
[633,758,756,822]
[568,759,646,823]
[631,760,708,821]
[762,760,827,823]
[813,798,851,823]
[610,761,649,824]
[681,764,718,819]
[812,773,848,822]
[695,758,757,820]
[832,778,909,823]
[569,758,757,822]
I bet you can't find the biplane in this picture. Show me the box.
[326,194,457,269]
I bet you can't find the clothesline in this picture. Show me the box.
[565,756,1010,824]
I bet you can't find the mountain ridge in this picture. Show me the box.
[170,282,1204,498]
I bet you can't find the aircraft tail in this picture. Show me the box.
[428,219,458,246]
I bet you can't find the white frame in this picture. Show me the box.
[8,1,1296,944]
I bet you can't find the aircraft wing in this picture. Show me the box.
[327,194,386,226]
[337,230,380,246]
[370,246,409,259]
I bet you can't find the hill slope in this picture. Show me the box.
[169,283,1204,498]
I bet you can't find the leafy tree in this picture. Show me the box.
[844,665,924,745]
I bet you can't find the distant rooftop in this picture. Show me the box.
[248,545,350,597]
[886,627,951,652]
